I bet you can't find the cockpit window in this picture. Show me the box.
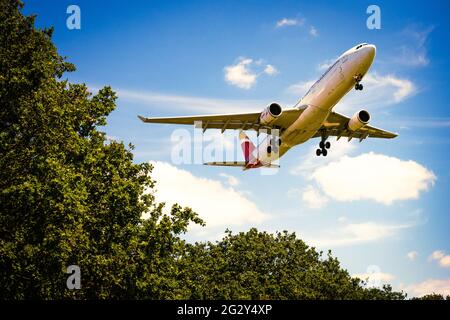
[356,43,368,50]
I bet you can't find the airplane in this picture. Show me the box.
[138,43,397,170]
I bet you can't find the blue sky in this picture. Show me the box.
[25,1,450,297]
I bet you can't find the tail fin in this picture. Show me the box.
[239,131,256,164]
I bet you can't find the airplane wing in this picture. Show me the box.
[315,111,398,140]
[138,108,302,132]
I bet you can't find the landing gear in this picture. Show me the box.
[267,135,281,155]
[354,74,364,91]
[319,141,331,149]
[316,135,330,157]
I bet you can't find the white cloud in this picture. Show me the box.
[287,72,416,114]
[394,25,433,67]
[407,251,419,261]
[147,161,269,232]
[386,117,450,129]
[224,57,277,89]
[309,26,318,37]
[219,173,240,187]
[224,58,257,89]
[404,278,450,297]
[115,88,265,113]
[264,64,277,75]
[286,80,315,97]
[334,72,416,113]
[310,152,436,205]
[353,272,395,284]
[290,139,356,177]
[306,221,412,247]
[276,18,304,28]
[429,250,450,268]
[288,186,328,209]
[316,57,337,71]
[301,185,328,209]
[396,46,429,67]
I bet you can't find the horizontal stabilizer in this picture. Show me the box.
[204,161,280,169]
[203,161,247,167]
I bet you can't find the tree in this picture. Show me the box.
[0,0,203,299]
[1,0,408,300]
[178,229,406,300]
[412,293,450,300]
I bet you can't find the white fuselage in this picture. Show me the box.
[257,43,376,164]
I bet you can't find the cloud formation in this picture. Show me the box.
[309,26,318,37]
[115,88,265,113]
[147,161,269,232]
[429,250,450,268]
[394,25,433,67]
[219,172,240,187]
[288,72,416,113]
[276,18,304,28]
[224,57,277,89]
[306,221,413,248]
[407,251,419,261]
[310,152,436,205]
[288,186,328,209]
[301,185,328,209]
[404,278,450,297]
[290,139,356,177]
[353,272,395,285]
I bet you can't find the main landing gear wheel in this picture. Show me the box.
[316,148,328,156]
[267,136,281,155]
[319,141,331,149]
[316,135,330,157]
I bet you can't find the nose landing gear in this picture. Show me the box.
[354,74,364,90]
[316,137,330,157]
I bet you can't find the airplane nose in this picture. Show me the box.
[364,44,376,61]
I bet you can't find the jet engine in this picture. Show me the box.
[259,103,282,126]
[348,110,370,131]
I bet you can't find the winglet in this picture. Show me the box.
[138,115,147,122]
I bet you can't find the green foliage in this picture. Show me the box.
[412,293,450,300]
[1,0,408,300]
[178,229,406,300]
[0,0,203,299]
